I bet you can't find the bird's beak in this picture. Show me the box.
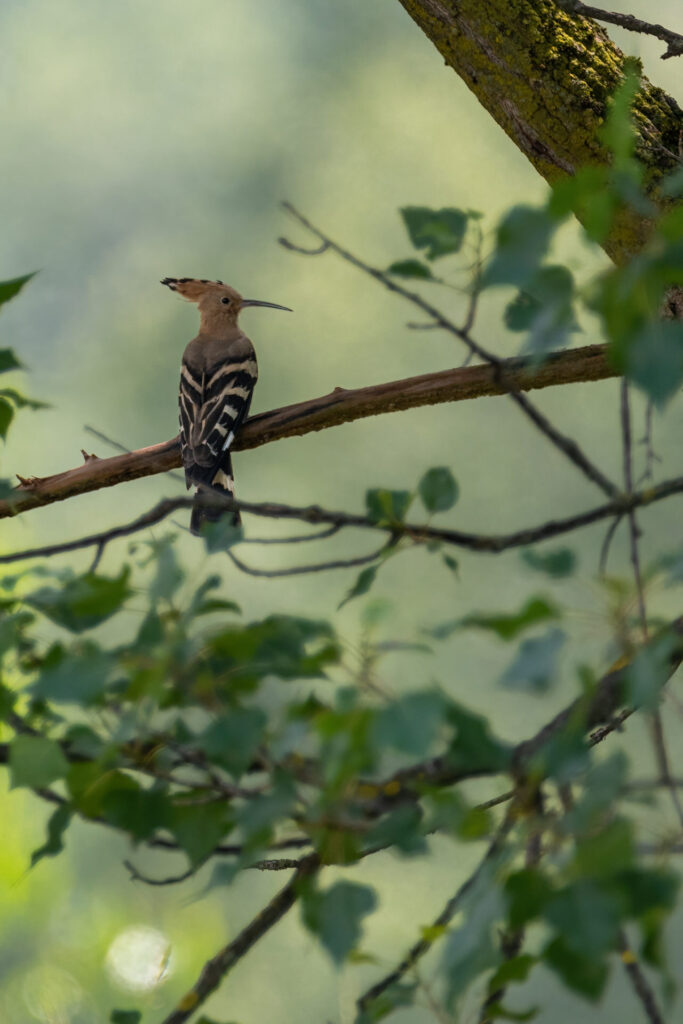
[241,299,293,311]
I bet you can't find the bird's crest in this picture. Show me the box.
[161,277,239,303]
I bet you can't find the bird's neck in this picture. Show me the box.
[197,315,242,342]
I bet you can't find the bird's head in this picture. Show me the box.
[161,277,291,333]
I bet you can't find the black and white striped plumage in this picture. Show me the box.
[161,277,291,536]
[179,336,257,533]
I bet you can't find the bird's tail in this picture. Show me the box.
[190,456,241,535]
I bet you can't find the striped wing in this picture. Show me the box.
[179,356,257,485]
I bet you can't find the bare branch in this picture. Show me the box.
[4,473,683,568]
[226,537,395,577]
[618,931,665,1024]
[555,0,683,60]
[0,345,617,521]
[159,853,319,1024]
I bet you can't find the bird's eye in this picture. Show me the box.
[221,297,231,306]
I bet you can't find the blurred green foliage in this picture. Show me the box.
[2,9,683,1024]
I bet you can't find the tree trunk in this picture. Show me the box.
[396,0,682,263]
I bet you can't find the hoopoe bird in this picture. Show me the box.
[161,277,291,534]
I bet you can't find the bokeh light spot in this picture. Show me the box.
[105,925,173,992]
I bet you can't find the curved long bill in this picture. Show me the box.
[241,298,293,311]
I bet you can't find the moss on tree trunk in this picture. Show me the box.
[397,0,682,263]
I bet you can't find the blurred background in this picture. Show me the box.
[1,0,682,1020]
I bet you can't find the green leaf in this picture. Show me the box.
[364,804,426,856]
[374,691,447,756]
[499,628,565,693]
[565,752,629,831]
[0,387,49,410]
[31,803,72,866]
[612,867,679,918]
[140,534,185,602]
[446,703,511,775]
[521,547,576,578]
[365,488,412,524]
[418,467,459,513]
[485,1004,538,1022]
[625,629,679,710]
[197,708,267,776]
[338,565,379,610]
[9,735,70,789]
[0,272,36,308]
[387,259,434,279]
[169,802,233,867]
[102,786,171,841]
[504,266,579,354]
[30,645,115,705]
[544,881,621,958]
[0,348,23,374]
[573,818,634,879]
[111,1012,142,1024]
[400,206,469,261]
[0,397,14,439]
[354,981,418,1024]
[661,165,683,198]
[505,869,554,929]
[302,880,377,964]
[24,568,132,632]
[201,518,243,553]
[601,66,640,169]
[488,954,537,992]
[465,598,560,642]
[442,857,506,1007]
[543,936,609,1001]
[623,320,683,408]
[482,206,555,288]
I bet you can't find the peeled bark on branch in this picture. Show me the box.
[0,344,614,520]
[396,0,682,263]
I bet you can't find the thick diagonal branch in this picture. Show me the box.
[0,344,615,521]
[395,0,682,263]
[159,853,319,1024]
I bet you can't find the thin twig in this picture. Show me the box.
[281,202,619,500]
[618,930,665,1024]
[357,814,514,1014]
[241,524,341,545]
[226,538,394,578]
[599,513,624,575]
[159,853,319,1024]
[555,0,683,60]
[4,474,683,569]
